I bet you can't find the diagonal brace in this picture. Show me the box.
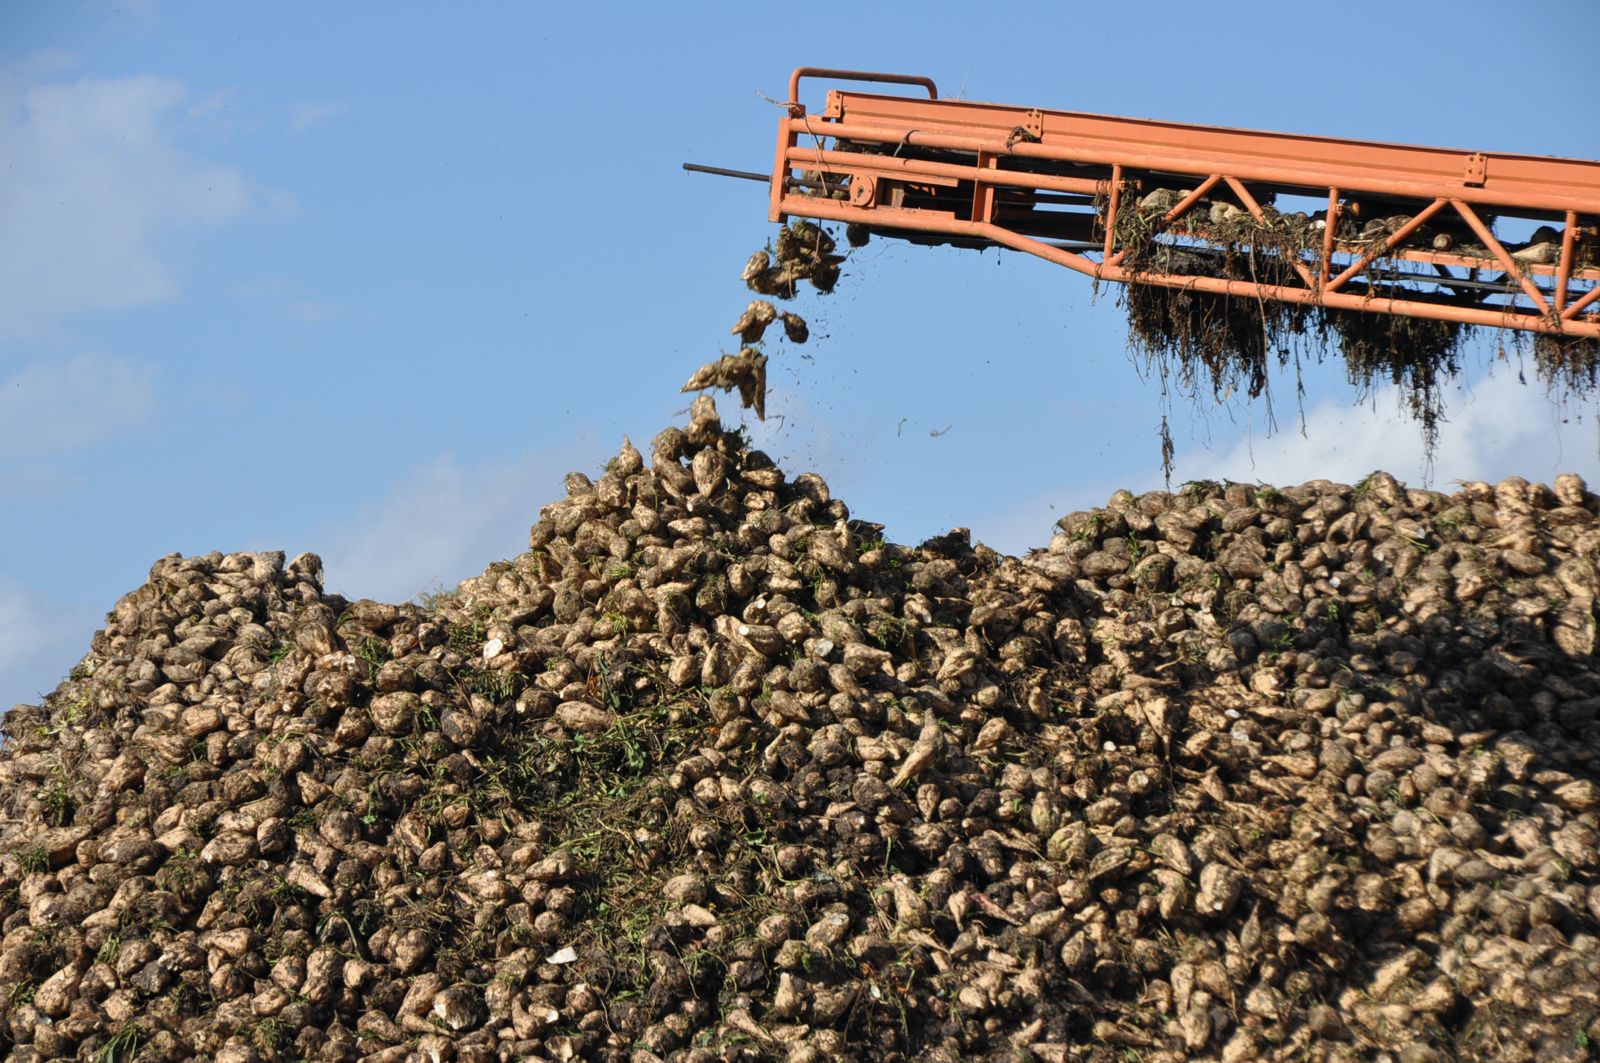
[1563,282,1600,322]
[1223,175,1317,287]
[1451,199,1550,315]
[1326,199,1447,293]
[1105,174,1223,269]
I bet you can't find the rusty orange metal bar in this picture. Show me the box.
[769,105,796,224]
[795,116,1600,217]
[767,68,1600,340]
[1556,210,1578,314]
[1321,188,1340,285]
[971,151,996,226]
[1223,175,1317,287]
[1562,283,1600,322]
[1104,175,1222,269]
[804,92,1600,215]
[1451,200,1550,315]
[1379,246,1599,279]
[786,68,937,113]
[1102,164,1123,258]
[1162,177,1222,224]
[1326,200,1448,293]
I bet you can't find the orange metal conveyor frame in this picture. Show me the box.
[767,68,1600,340]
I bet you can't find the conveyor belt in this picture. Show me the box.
[767,68,1600,340]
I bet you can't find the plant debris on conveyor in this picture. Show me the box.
[1110,192,1599,453]
[5,391,1600,1062]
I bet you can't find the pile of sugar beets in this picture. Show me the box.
[3,395,1600,1063]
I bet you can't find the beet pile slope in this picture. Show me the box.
[2,396,1599,1063]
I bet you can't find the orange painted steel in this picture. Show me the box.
[768,68,1600,339]
[1326,201,1449,293]
[1558,211,1579,312]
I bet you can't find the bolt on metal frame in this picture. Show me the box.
[769,68,1600,340]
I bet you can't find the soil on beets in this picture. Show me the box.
[3,396,1599,1063]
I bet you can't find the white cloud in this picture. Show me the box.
[0,68,255,344]
[0,354,156,460]
[318,444,595,604]
[1178,370,1599,491]
[964,370,1600,558]
[0,580,95,706]
[288,100,347,134]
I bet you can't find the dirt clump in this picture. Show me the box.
[4,399,1600,1061]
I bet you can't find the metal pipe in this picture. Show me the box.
[786,68,936,112]
[683,162,771,182]
[1378,245,1599,280]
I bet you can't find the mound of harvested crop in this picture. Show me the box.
[4,397,1600,1062]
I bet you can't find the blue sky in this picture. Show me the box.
[3,0,1597,702]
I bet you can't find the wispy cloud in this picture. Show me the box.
[184,85,243,135]
[318,443,595,604]
[0,67,255,345]
[230,276,342,324]
[288,99,347,134]
[0,354,157,461]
